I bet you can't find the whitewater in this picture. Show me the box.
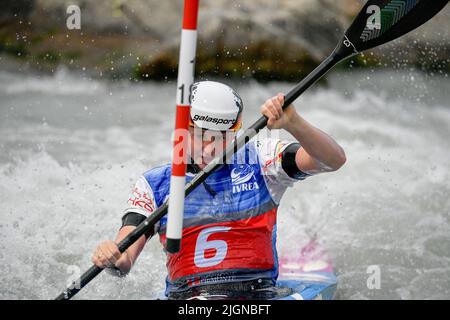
[0,68,449,299]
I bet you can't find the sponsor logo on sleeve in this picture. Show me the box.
[262,141,285,173]
[262,152,282,173]
[127,187,155,213]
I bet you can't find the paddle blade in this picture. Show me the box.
[335,0,449,57]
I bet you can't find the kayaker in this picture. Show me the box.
[91,81,346,299]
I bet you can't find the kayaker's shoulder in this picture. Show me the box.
[142,163,172,177]
[252,137,284,159]
[254,137,301,156]
[141,164,172,187]
[232,138,287,165]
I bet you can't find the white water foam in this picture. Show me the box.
[0,69,449,299]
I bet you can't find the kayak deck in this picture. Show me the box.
[157,240,337,300]
[275,240,337,300]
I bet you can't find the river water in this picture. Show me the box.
[0,67,449,299]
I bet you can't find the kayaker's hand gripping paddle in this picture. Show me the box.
[55,0,449,300]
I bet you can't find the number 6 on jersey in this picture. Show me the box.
[194,226,231,268]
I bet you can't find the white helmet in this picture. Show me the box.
[189,81,243,132]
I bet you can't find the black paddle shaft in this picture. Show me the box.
[55,0,449,300]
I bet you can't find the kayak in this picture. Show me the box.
[275,239,337,300]
[158,239,337,300]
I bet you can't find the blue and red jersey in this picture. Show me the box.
[123,138,307,295]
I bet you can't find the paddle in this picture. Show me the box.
[55,0,449,300]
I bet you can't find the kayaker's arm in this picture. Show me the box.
[261,93,346,174]
[114,225,147,272]
[92,213,152,276]
[285,112,346,174]
[92,175,159,275]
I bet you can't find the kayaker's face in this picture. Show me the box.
[189,126,235,168]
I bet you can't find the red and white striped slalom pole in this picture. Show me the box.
[166,0,199,253]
